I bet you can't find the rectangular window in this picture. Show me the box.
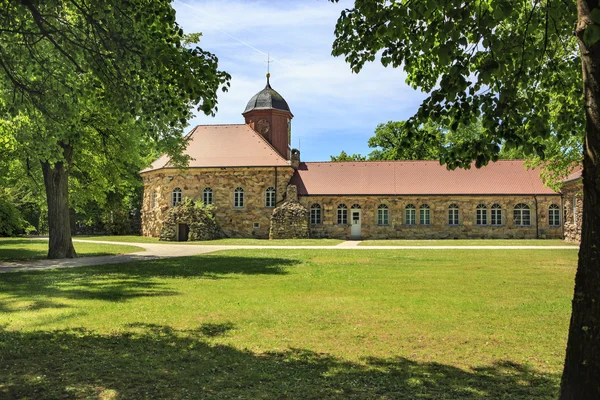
[514,210,531,226]
[419,209,430,225]
[405,209,416,225]
[378,209,389,225]
[311,208,321,225]
[203,191,213,205]
[549,208,561,227]
[234,192,244,208]
[491,208,502,225]
[337,209,347,224]
[476,210,487,225]
[448,209,459,225]
[265,188,276,208]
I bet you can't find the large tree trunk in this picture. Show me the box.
[41,143,76,259]
[560,1,600,398]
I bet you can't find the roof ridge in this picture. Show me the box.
[302,159,528,165]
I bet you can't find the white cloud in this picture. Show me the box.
[174,0,428,161]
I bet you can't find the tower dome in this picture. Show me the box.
[243,75,291,114]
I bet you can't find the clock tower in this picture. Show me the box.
[243,74,293,160]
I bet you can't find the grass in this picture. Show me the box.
[73,235,344,246]
[0,249,576,399]
[0,238,144,262]
[360,239,577,246]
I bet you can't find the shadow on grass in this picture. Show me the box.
[0,255,299,313]
[0,324,559,399]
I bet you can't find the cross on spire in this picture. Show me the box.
[265,53,272,85]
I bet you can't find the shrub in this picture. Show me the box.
[0,197,25,236]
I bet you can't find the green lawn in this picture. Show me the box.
[360,239,576,246]
[0,238,144,262]
[74,235,344,246]
[0,249,575,399]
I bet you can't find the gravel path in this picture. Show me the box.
[0,239,578,273]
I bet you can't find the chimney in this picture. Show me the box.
[291,148,300,169]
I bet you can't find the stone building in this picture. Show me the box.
[141,76,569,241]
[561,169,583,243]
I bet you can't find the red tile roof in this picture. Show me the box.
[564,167,582,183]
[291,160,558,196]
[141,124,290,173]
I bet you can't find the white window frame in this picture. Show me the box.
[549,204,561,227]
[377,204,389,226]
[310,204,322,225]
[491,204,503,226]
[448,204,459,225]
[234,187,244,208]
[265,187,276,208]
[419,204,430,225]
[514,203,531,226]
[203,187,213,205]
[476,204,488,225]
[171,188,182,207]
[337,204,348,225]
[405,204,416,225]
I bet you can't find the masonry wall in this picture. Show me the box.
[299,195,563,240]
[141,167,295,239]
[562,179,583,243]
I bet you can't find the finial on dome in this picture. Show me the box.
[266,72,270,86]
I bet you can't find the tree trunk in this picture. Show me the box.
[41,143,76,259]
[560,1,600,398]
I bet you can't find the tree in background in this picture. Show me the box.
[330,150,367,161]
[0,1,230,258]
[331,0,595,397]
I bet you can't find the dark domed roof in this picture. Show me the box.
[243,76,291,114]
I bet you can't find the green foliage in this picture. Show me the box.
[330,150,367,161]
[331,0,582,170]
[159,198,221,241]
[0,197,25,237]
[0,0,230,251]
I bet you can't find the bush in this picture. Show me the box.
[0,197,25,236]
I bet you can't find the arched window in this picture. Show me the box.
[405,204,416,225]
[152,192,157,209]
[265,187,276,208]
[337,204,348,225]
[491,204,502,226]
[448,204,459,225]
[234,187,244,208]
[203,187,213,205]
[514,203,531,226]
[377,204,389,226]
[549,204,561,227]
[310,204,322,225]
[171,188,182,207]
[419,204,430,225]
[476,204,488,225]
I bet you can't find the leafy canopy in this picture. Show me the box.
[331,0,582,170]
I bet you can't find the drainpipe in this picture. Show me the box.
[274,167,278,205]
[534,195,539,239]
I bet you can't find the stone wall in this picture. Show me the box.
[562,179,583,243]
[299,195,563,240]
[141,166,295,239]
[159,198,221,241]
[269,186,309,239]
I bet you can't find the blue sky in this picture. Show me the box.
[173,0,428,161]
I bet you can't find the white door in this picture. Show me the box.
[351,210,361,237]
